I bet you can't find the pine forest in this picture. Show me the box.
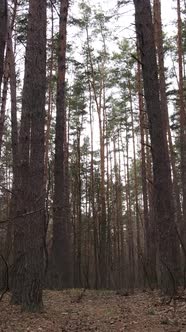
[1,0,186,330]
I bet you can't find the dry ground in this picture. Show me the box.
[0,289,186,331]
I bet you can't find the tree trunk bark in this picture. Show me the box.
[177,0,186,284]
[133,0,179,295]
[126,132,135,292]
[11,0,46,311]
[0,0,7,94]
[50,0,72,289]
[153,0,182,282]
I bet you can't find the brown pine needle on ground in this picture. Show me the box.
[0,290,186,331]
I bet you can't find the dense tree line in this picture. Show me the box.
[0,0,186,311]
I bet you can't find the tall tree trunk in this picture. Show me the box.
[75,131,82,288]
[154,0,182,281]
[11,0,46,311]
[44,4,54,188]
[0,50,9,156]
[0,0,17,157]
[105,135,112,288]
[50,0,72,289]
[133,0,179,295]
[5,16,19,265]
[22,0,46,310]
[126,132,135,292]
[113,138,121,288]
[0,0,7,94]
[177,0,186,283]
[146,131,157,287]
[88,69,98,288]
[128,79,142,286]
[136,49,156,287]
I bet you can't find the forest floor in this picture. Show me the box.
[0,289,186,331]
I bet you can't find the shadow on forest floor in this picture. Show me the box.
[0,289,186,331]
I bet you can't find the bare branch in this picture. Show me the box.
[0,208,44,225]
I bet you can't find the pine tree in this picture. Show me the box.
[133,0,180,295]
[11,0,46,311]
[49,0,72,289]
